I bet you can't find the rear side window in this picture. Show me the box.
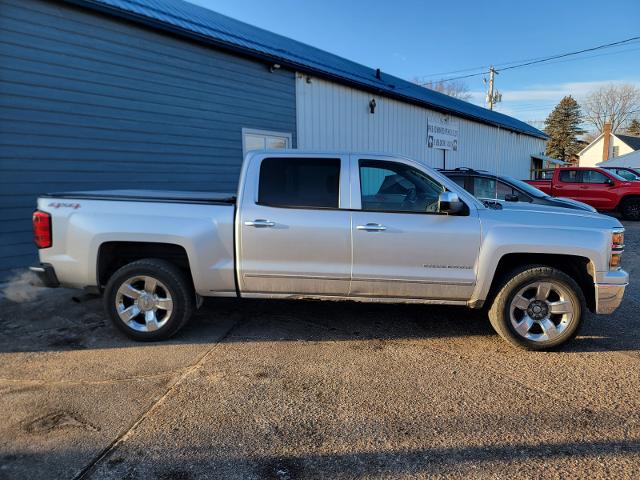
[473,177,514,200]
[449,176,467,189]
[559,170,579,182]
[258,157,340,208]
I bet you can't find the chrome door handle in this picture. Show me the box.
[356,223,386,232]
[244,219,275,227]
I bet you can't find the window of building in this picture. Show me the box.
[559,170,579,182]
[258,157,340,209]
[242,128,292,156]
[612,146,620,158]
[359,160,443,213]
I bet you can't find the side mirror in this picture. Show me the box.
[605,178,615,187]
[504,193,519,202]
[438,191,463,214]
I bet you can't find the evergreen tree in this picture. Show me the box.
[543,96,585,160]
[626,118,640,136]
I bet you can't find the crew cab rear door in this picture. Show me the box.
[349,155,481,301]
[237,154,351,296]
[553,169,583,200]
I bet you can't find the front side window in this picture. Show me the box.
[559,170,579,182]
[582,170,609,184]
[359,160,444,213]
[258,157,340,208]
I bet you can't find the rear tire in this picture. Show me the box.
[621,199,640,220]
[104,258,194,341]
[488,266,585,350]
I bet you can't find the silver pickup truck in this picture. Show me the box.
[31,151,628,350]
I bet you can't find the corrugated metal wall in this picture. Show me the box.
[296,76,545,178]
[0,0,297,279]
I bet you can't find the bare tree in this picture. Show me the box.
[415,79,472,101]
[582,83,640,133]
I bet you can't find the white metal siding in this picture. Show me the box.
[296,76,545,179]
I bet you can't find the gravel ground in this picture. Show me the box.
[0,222,639,479]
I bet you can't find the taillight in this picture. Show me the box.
[33,211,52,248]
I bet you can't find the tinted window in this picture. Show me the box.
[473,177,514,200]
[258,157,340,208]
[582,170,609,184]
[359,160,444,213]
[559,170,579,182]
[449,175,467,189]
[614,169,638,181]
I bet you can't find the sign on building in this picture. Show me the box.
[427,117,459,151]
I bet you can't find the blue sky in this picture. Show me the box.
[188,0,639,129]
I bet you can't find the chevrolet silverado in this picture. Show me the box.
[31,152,628,350]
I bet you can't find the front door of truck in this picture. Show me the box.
[238,155,351,296]
[350,156,481,300]
[578,170,619,210]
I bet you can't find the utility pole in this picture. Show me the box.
[484,65,502,110]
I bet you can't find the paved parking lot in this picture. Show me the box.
[1,222,639,480]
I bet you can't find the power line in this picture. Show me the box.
[499,36,640,73]
[418,35,640,82]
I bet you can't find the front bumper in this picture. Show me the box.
[594,269,628,314]
[29,263,60,288]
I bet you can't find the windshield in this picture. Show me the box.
[503,176,548,198]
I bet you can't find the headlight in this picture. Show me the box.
[610,229,624,270]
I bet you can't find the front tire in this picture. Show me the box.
[488,266,585,350]
[104,259,194,341]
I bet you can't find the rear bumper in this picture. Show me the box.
[29,263,60,288]
[594,269,628,315]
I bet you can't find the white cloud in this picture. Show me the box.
[467,79,640,122]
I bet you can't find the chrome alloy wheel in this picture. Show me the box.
[509,281,575,342]
[115,276,173,332]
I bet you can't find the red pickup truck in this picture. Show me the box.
[527,167,640,220]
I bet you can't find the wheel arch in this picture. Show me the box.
[618,194,640,210]
[484,253,596,312]
[97,241,193,290]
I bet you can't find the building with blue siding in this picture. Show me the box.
[0,0,546,280]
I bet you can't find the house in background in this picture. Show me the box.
[0,0,547,279]
[579,122,640,167]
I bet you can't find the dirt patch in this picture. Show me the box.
[46,333,87,349]
[22,410,99,434]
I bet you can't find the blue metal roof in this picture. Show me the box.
[67,0,547,139]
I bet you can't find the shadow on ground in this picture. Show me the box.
[0,285,638,355]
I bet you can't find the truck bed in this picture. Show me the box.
[40,189,237,205]
[524,180,552,195]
